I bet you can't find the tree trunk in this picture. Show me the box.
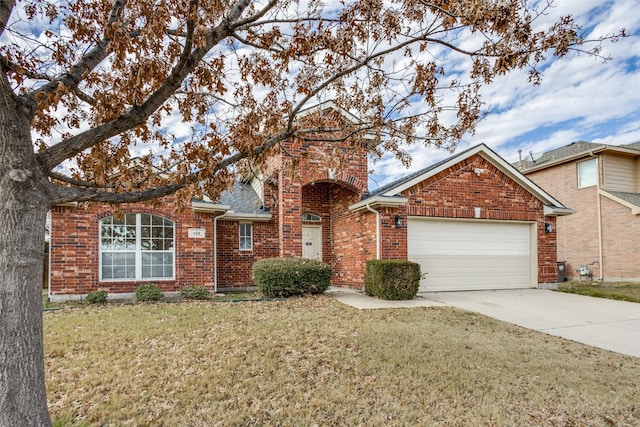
[0,77,52,424]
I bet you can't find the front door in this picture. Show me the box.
[302,225,322,261]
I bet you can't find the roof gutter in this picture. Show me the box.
[192,201,231,213]
[543,206,576,216]
[348,195,408,212]
[222,212,272,221]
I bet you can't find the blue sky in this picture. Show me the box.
[10,0,639,188]
[368,0,640,190]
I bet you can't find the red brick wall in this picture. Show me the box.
[50,198,216,296]
[50,195,281,297]
[379,207,408,260]
[278,169,303,257]
[215,219,279,289]
[393,154,558,284]
[277,113,369,260]
[331,185,375,288]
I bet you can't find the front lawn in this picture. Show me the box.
[556,281,640,303]
[45,296,640,426]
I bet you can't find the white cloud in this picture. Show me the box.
[370,0,640,189]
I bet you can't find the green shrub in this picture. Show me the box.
[85,290,108,304]
[252,257,332,298]
[135,283,163,302]
[179,285,210,300]
[364,260,421,300]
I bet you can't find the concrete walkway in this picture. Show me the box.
[327,287,640,358]
[325,287,446,309]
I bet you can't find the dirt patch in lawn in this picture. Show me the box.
[45,295,640,426]
[556,281,640,303]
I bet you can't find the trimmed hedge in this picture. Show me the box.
[135,283,163,302]
[364,259,421,300]
[85,290,108,304]
[252,257,332,298]
[179,285,211,300]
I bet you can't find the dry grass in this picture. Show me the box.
[557,281,640,303]
[45,296,640,426]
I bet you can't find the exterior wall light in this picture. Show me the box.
[395,215,403,228]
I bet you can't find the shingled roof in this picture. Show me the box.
[516,141,603,171]
[218,180,269,215]
[516,141,640,172]
[605,191,640,209]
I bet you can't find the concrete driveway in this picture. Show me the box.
[422,289,640,358]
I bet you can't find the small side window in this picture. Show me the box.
[577,158,597,188]
[239,223,253,251]
[302,213,321,222]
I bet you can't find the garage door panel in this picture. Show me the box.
[408,218,534,292]
[416,255,531,291]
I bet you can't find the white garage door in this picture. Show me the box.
[408,218,535,292]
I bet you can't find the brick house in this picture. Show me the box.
[49,109,572,300]
[517,141,640,281]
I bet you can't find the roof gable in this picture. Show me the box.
[369,143,569,213]
[193,180,271,220]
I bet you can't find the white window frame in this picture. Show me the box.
[99,213,175,281]
[239,222,253,251]
[302,213,322,222]
[577,158,597,188]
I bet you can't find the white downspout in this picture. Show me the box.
[596,159,604,280]
[213,211,230,293]
[365,204,381,259]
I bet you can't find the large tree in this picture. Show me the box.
[0,0,618,424]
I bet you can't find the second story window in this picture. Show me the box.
[577,158,597,188]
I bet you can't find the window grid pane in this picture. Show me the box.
[100,214,174,281]
[141,251,174,279]
[239,223,252,250]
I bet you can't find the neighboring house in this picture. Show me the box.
[49,106,572,300]
[516,141,640,281]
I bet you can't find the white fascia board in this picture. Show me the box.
[543,206,576,216]
[382,144,567,209]
[298,100,376,141]
[55,202,79,207]
[349,196,408,212]
[599,190,640,215]
[222,212,272,221]
[192,201,230,213]
[298,100,360,124]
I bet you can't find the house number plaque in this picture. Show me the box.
[188,228,206,238]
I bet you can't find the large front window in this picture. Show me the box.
[100,214,174,281]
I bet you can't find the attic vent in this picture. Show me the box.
[302,213,321,222]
